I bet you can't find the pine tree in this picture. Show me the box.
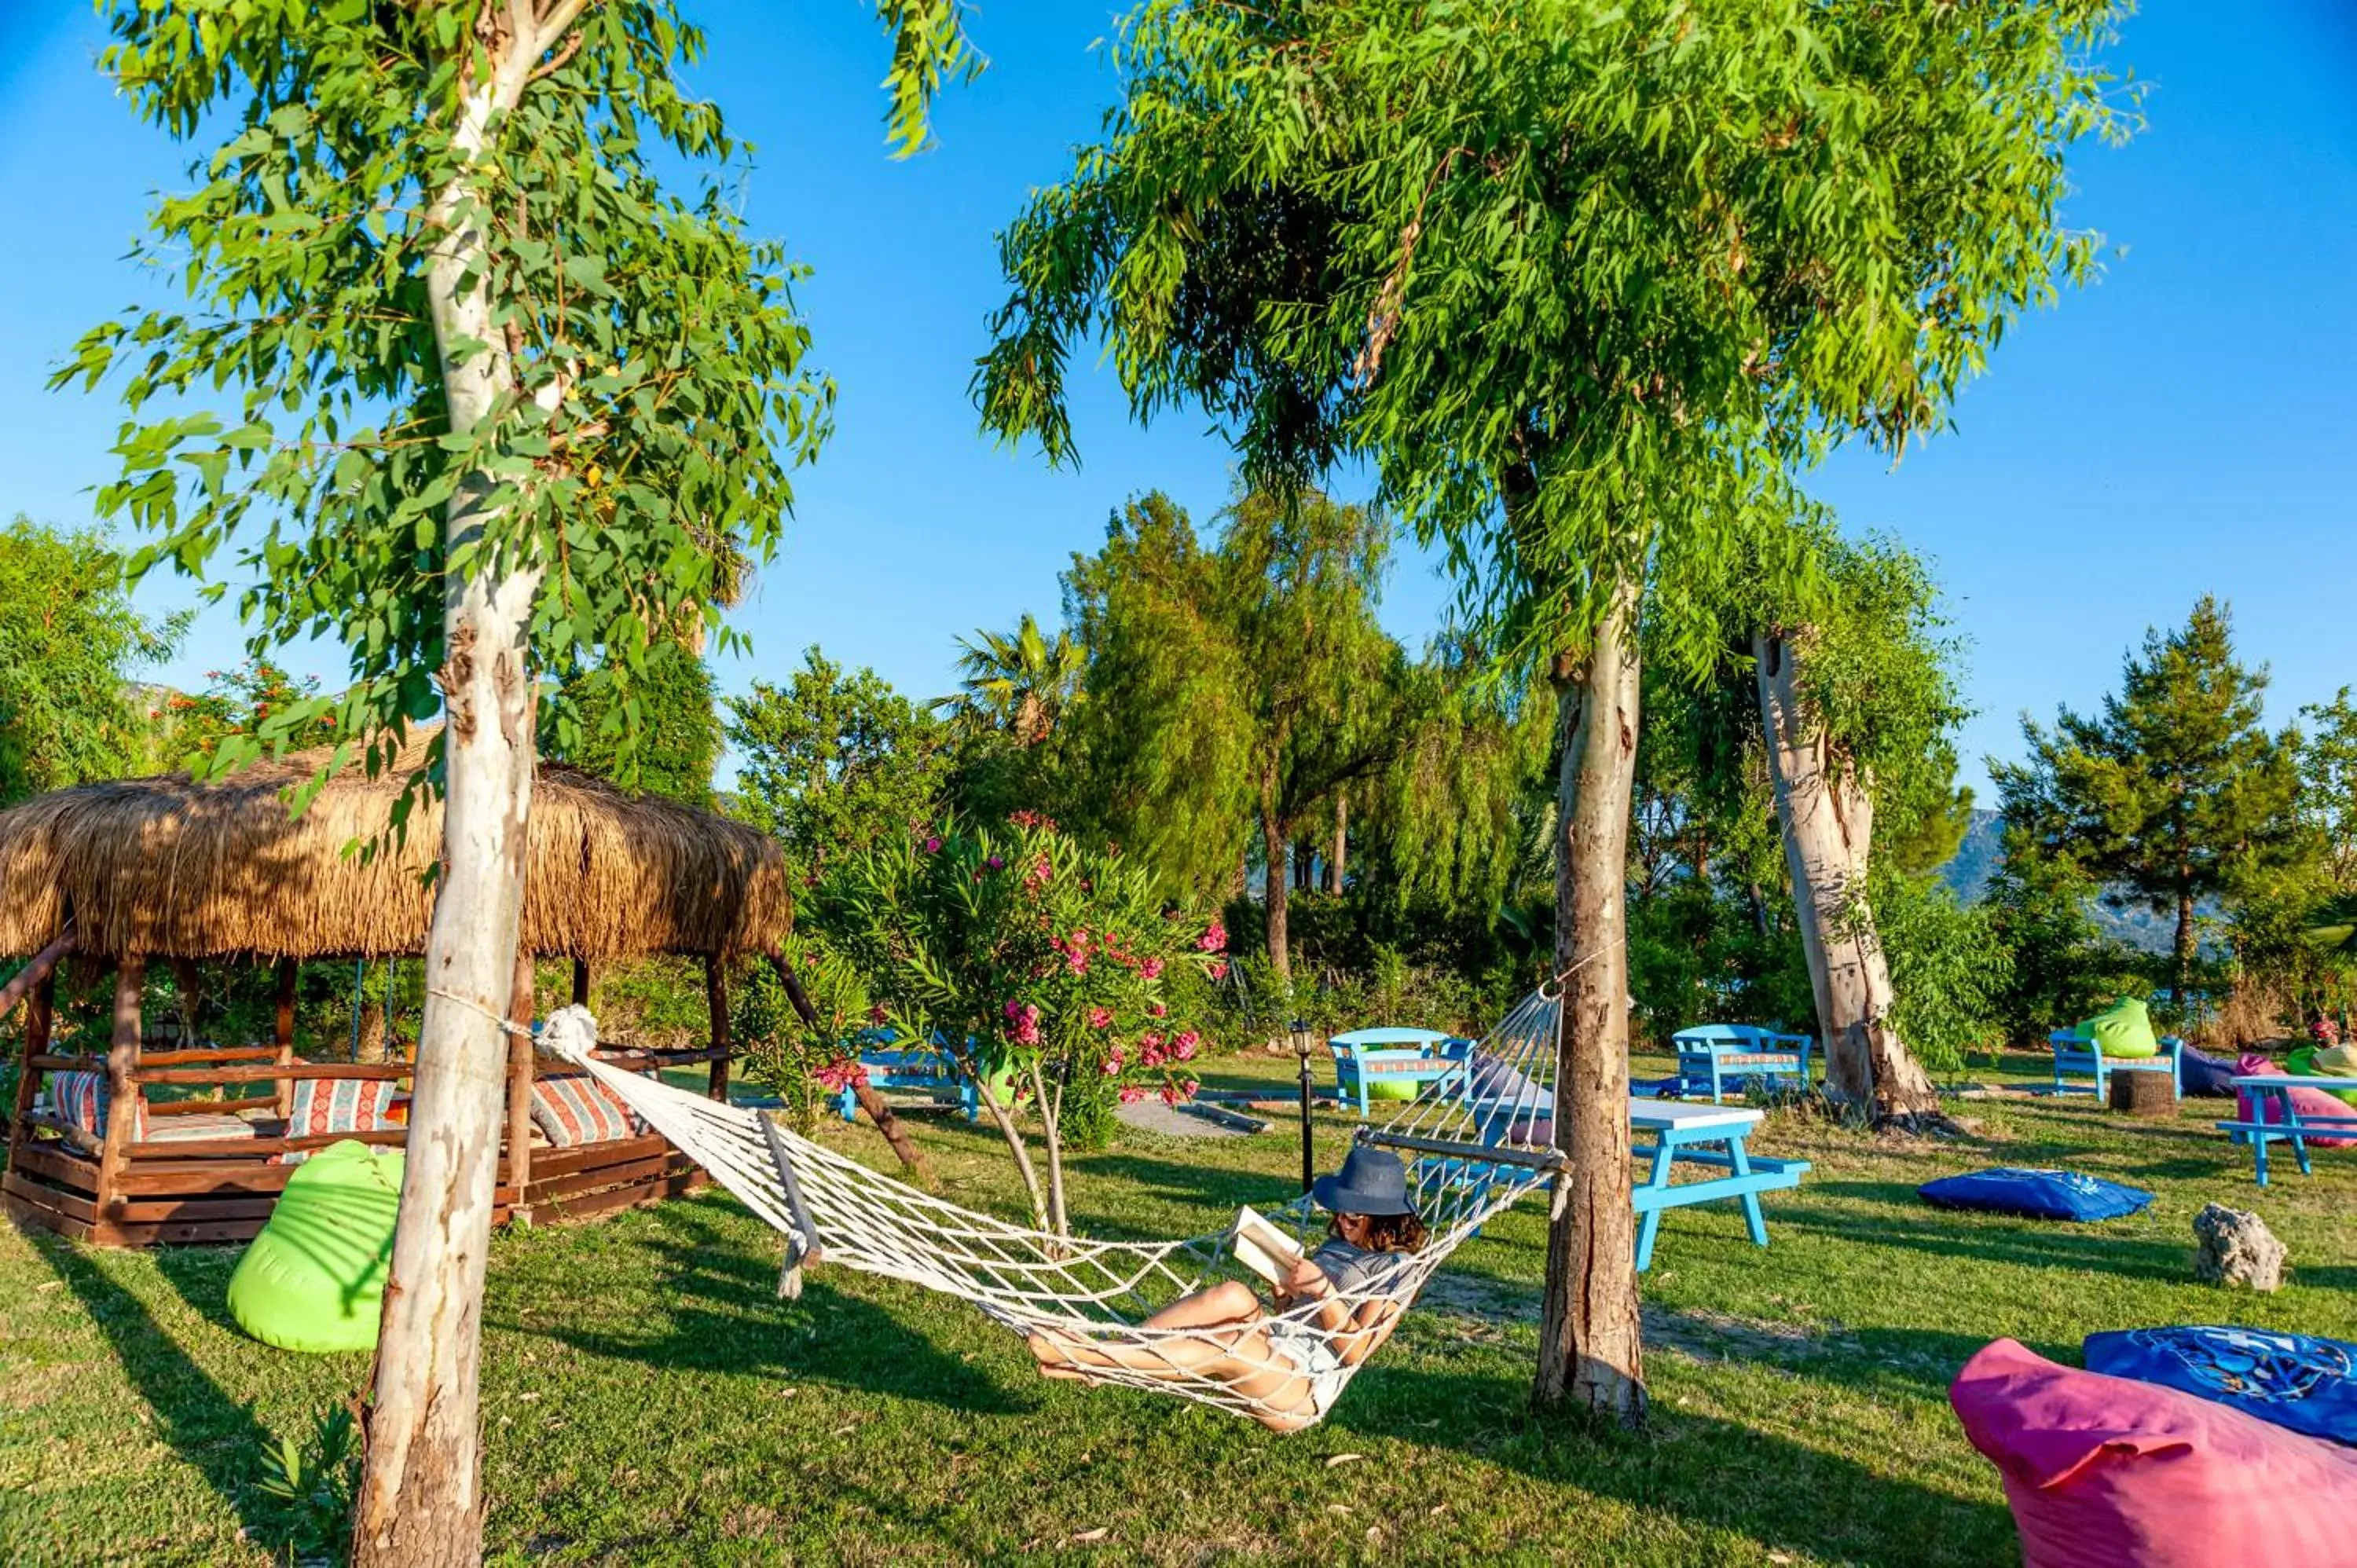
[1995,597,2303,1002]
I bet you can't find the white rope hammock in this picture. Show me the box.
[540,986,1568,1427]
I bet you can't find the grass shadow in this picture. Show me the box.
[1783,1187,2190,1284]
[513,1201,1030,1417]
[21,1230,289,1547]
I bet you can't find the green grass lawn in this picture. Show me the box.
[4,1050,2352,1566]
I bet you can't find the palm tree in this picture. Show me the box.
[940,613,1084,747]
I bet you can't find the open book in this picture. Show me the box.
[1230,1205,1307,1289]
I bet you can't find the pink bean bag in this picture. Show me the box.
[2236,1053,2357,1147]
[1950,1338,2357,1568]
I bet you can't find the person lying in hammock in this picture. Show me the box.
[1025,1145,1428,1431]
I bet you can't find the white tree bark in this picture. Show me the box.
[1754,631,1939,1120]
[354,12,567,1560]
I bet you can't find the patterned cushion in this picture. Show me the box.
[286,1078,399,1138]
[528,1073,645,1147]
[144,1112,262,1145]
[47,1070,112,1136]
[1703,1052,1803,1070]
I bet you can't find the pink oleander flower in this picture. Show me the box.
[1159,1085,1179,1105]
[1010,1003,1043,1047]
[1102,1052,1124,1075]
[1141,957,1164,980]
[1087,1006,1113,1030]
[868,1003,889,1025]
[1149,1001,1167,1017]
[1171,1031,1200,1062]
[1119,1086,1146,1103]
[1198,920,1227,954]
[984,855,1005,871]
[1140,1044,1165,1068]
[1003,999,1022,1021]
[812,1057,870,1093]
[1208,960,1230,981]
[922,834,943,853]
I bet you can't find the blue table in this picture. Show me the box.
[2222,1074,2357,1185]
[1328,1028,1470,1117]
[1419,1095,1809,1269]
[834,1049,978,1123]
[1670,1024,1814,1103]
[1631,1099,1809,1270]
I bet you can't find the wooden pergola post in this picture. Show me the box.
[99,956,145,1220]
[506,946,536,1219]
[704,953,730,1102]
[570,958,589,1009]
[8,969,54,1143]
[272,957,299,1119]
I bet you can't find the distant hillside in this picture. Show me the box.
[1939,808,2003,903]
[1936,807,2176,954]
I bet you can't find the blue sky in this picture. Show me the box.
[1,5,2352,797]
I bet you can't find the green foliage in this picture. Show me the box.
[163,658,338,780]
[2297,688,2357,890]
[1981,833,2144,1043]
[251,1401,360,1564]
[68,1,973,788]
[545,640,722,805]
[808,811,1227,1220]
[1874,873,2011,1073]
[1995,596,2305,995]
[726,648,952,881]
[940,612,1084,749]
[0,515,186,804]
[980,0,2129,669]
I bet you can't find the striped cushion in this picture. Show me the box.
[46,1070,125,1136]
[528,1073,645,1147]
[144,1112,262,1145]
[1706,1053,1803,1070]
[286,1078,399,1138]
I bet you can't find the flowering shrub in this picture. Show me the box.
[811,811,1224,1233]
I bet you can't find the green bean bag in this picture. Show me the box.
[2073,997,2161,1060]
[227,1140,403,1354]
[2289,1045,2357,1108]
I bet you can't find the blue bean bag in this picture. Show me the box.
[2084,1326,2357,1446]
[1919,1167,2154,1222]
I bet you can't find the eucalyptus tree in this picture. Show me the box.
[978,0,2127,1421]
[68,2,977,1557]
[1754,533,1968,1117]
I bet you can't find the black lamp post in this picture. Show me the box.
[1289,1017,1317,1192]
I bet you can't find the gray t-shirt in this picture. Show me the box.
[1309,1237,1417,1299]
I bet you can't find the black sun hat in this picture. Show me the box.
[1310,1144,1413,1218]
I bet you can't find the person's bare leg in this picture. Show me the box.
[1028,1280,1264,1378]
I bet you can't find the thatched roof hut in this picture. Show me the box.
[0,733,790,962]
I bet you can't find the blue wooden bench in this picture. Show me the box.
[1328,1028,1472,1118]
[2222,1073,2357,1185]
[1670,1024,1815,1103]
[2047,1029,2184,1098]
[834,1047,979,1123]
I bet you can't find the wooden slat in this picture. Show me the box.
[95,1214,269,1247]
[591,1046,732,1068]
[5,1169,99,1225]
[528,1169,701,1226]
[2,1185,93,1242]
[126,1127,408,1160]
[135,1046,284,1068]
[0,929,75,1023]
[7,1138,98,1191]
[524,1152,678,1206]
[148,1095,277,1116]
[134,1063,413,1086]
[104,1193,288,1225]
[115,1161,298,1197]
[18,1112,102,1156]
[521,1133,672,1181]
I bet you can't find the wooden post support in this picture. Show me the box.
[570,958,590,1009]
[507,947,537,1220]
[273,957,299,1119]
[9,969,53,1142]
[705,953,731,1103]
[101,956,146,1218]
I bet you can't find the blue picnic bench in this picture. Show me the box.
[1670,1024,1815,1103]
[2047,1028,2185,1098]
[1328,1028,1472,1117]
[834,1047,979,1123]
[2221,1074,2357,1185]
[1401,1091,1808,1270]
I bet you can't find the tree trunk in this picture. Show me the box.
[1030,1060,1069,1236]
[1262,804,1292,984]
[1533,582,1645,1424]
[1328,793,1347,895]
[765,951,930,1180]
[1754,632,1940,1119]
[354,28,552,1563]
[2172,885,2196,1006]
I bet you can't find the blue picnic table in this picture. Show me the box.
[2047,1028,2185,1098]
[834,1046,979,1123]
[1328,1028,1471,1117]
[2222,1074,2357,1185]
[1670,1024,1814,1103]
[1630,1098,1809,1269]
[1417,1093,1809,1270]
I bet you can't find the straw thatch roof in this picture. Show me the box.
[0,734,790,962]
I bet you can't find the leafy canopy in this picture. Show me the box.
[64,0,976,787]
[981,0,2129,664]
[0,515,187,804]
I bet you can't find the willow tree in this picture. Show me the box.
[68,2,975,1558]
[979,0,2126,1422]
